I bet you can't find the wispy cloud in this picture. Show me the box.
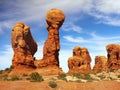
[62,22,82,33]
[94,0,120,14]
[0,0,93,33]
[63,35,88,43]
[63,32,120,61]
[89,0,120,26]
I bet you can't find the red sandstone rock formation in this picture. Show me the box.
[68,46,91,73]
[34,8,65,68]
[106,44,120,69]
[11,22,37,68]
[93,56,107,71]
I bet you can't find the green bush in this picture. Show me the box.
[73,73,81,78]
[0,70,3,74]
[118,75,120,78]
[83,74,91,80]
[11,76,20,81]
[9,65,14,70]
[58,73,66,81]
[98,75,106,80]
[22,73,28,77]
[5,68,9,71]
[48,81,57,88]
[30,72,44,82]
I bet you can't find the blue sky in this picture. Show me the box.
[1,0,120,72]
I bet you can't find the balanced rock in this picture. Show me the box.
[68,46,91,73]
[11,22,37,69]
[93,56,107,71]
[106,44,120,69]
[34,8,65,68]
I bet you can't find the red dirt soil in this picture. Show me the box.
[0,80,120,90]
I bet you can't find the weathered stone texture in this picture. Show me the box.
[106,44,120,69]
[11,22,37,68]
[68,46,91,73]
[35,8,65,68]
[93,56,107,71]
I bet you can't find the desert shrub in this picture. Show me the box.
[22,73,28,77]
[109,69,115,72]
[58,73,66,81]
[118,75,120,78]
[73,73,81,78]
[9,65,14,70]
[48,81,57,88]
[30,72,44,82]
[0,70,3,74]
[82,74,93,81]
[11,76,20,81]
[98,75,106,80]
[5,68,9,71]
[26,78,31,80]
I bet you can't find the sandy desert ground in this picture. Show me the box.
[0,80,120,90]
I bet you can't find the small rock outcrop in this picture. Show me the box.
[11,22,37,69]
[34,8,65,68]
[68,46,91,73]
[93,56,107,71]
[106,44,120,69]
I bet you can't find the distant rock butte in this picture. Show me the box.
[93,56,107,71]
[11,22,37,69]
[106,44,120,69]
[68,46,91,73]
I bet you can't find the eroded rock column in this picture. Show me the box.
[11,22,37,68]
[35,8,65,68]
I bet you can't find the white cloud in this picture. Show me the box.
[95,0,120,14]
[63,35,88,43]
[62,22,82,33]
[0,0,93,33]
[0,21,13,34]
[89,0,120,26]
[0,45,13,70]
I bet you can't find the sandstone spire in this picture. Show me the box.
[35,8,65,68]
[11,22,37,68]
